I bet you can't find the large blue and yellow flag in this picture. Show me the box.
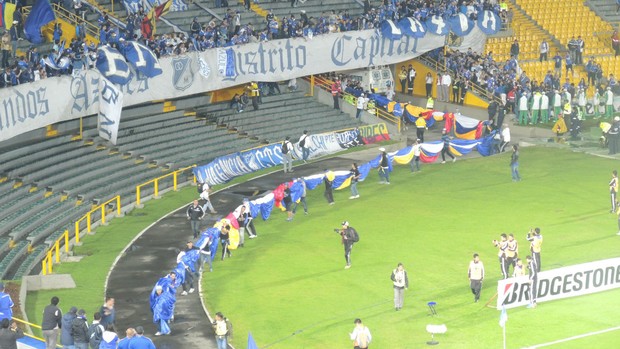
[24,0,55,44]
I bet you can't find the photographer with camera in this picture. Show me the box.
[492,234,509,279]
[335,221,359,269]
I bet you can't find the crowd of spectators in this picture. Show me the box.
[0,0,507,88]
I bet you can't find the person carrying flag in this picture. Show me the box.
[378,148,390,184]
[440,129,456,164]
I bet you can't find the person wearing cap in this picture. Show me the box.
[410,139,422,173]
[378,148,390,184]
[298,130,310,162]
[337,221,358,269]
[71,309,89,349]
[349,318,371,349]
[117,328,136,349]
[468,254,485,303]
[128,326,155,349]
[391,263,409,310]
[0,283,13,321]
[281,136,294,173]
[60,306,78,349]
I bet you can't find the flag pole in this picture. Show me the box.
[503,323,506,349]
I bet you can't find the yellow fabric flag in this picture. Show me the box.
[4,3,16,30]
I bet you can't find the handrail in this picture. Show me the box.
[418,54,492,101]
[308,76,402,132]
[136,165,197,207]
[41,195,121,275]
[11,317,62,347]
[51,3,100,41]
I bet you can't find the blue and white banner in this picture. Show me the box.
[193,127,368,186]
[398,17,426,38]
[123,41,163,78]
[477,10,502,35]
[0,27,486,143]
[97,78,123,145]
[448,13,474,36]
[122,0,141,13]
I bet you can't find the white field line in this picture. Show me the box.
[522,325,620,349]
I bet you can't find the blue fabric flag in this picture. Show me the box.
[122,0,141,13]
[425,15,449,36]
[225,48,236,77]
[259,198,274,220]
[477,10,502,35]
[398,17,426,38]
[247,332,259,349]
[448,13,474,36]
[380,20,402,40]
[24,0,56,44]
[96,46,133,85]
[124,41,163,78]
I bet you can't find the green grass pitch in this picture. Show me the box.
[202,147,620,349]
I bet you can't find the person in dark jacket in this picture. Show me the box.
[378,148,390,184]
[41,296,62,349]
[0,318,23,349]
[60,306,78,348]
[71,309,89,349]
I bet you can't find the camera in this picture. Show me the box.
[334,228,341,233]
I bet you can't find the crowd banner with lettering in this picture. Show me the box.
[0,25,490,143]
[97,78,124,145]
[496,257,620,310]
[193,125,388,186]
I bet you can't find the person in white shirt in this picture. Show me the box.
[385,86,395,101]
[500,125,510,152]
[298,130,310,162]
[355,93,368,119]
[539,39,549,62]
[468,253,485,302]
[441,72,452,102]
[200,183,217,215]
[349,318,371,349]
[409,138,422,172]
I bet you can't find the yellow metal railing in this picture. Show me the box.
[136,165,196,207]
[419,54,492,101]
[41,196,121,275]
[85,0,118,19]
[308,76,402,132]
[12,317,62,347]
[51,3,100,41]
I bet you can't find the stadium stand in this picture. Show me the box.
[587,0,620,25]
[515,0,613,56]
[0,89,361,279]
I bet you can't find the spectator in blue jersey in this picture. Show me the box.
[565,52,574,76]
[117,328,135,349]
[53,23,62,44]
[0,283,13,321]
[60,306,77,349]
[552,51,562,78]
[99,324,118,348]
[128,326,155,349]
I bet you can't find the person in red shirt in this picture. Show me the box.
[331,77,342,111]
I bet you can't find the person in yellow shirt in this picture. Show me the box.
[415,116,427,143]
[398,66,407,94]
[526,228,543,272]
[513,258,526,277]
[505,233,518,274]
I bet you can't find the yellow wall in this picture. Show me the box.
[42,19,99,47]
[394,59,489,109]
[210,86,247,103]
